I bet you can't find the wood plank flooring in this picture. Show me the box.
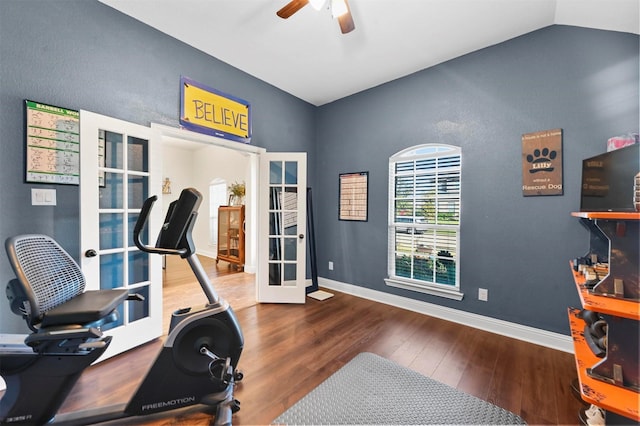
[55,255,584,425]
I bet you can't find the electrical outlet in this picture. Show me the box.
[328,261,334,271]
[478,288,488,302]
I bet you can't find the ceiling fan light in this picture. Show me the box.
[331,0,348,18]
[309,0,326,11]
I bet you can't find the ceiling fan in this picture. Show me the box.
[277,0,355,34]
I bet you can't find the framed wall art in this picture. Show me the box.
[522,128,563,196]
[339,171,369,221]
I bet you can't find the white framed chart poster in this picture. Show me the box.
[25,100,80,185]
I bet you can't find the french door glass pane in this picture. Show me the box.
[128,175,148,209]
[128,213,147,247]
[269,187,282,209]
[285,161,297,184]
[269,212,282,235]
[100,213,123,250]
[127,136,148,172]
[269,237,281,261]
[284,237,297,261]
[284,264,296,284]
[270,161,282,184]
[100,172,124,209]
[129,286,149,322]
[269,263,281,286]
[103,130,123,169]
[100,252,124,290]
[128,250,149,284]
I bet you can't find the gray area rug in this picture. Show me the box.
[273,352,526,425]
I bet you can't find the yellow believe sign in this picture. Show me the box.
[180,77,251,143]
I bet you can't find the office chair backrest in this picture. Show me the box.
[5,234,86,328]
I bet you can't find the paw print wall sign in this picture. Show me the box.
[522,129,563,196]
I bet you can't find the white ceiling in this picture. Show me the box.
[100,0,638,106]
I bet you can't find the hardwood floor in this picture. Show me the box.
[55,255,584,425]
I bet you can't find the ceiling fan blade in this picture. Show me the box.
[337,0,355,34]
[277,0,309,19]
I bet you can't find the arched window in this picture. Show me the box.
[385,144,463,300]
[209,178,227,247]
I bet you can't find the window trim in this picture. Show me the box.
[386,144,464,301]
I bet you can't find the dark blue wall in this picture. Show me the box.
[314,25,639,334]
[0,0,316,332]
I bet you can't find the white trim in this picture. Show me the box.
[319,277,573,353]
[151,124,266,155]
[385,277,464,300]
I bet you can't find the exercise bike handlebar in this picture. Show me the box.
[133,195,188,257]
[134,188,221,305]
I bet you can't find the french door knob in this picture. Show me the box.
[299,234,304,239]
[85,249,97,258]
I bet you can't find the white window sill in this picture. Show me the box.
[384,277,464,301]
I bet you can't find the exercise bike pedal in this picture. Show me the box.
[208,357,235,385]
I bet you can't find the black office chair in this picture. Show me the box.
[5,234,133,353]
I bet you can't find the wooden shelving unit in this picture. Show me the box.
[568,212,639,422]
[217,205,245,271]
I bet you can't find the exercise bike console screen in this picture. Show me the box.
[156,188,202,251]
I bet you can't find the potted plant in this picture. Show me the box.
[228,181,245,205]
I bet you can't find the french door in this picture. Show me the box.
[258,153,307,303]
[80,111,162,360]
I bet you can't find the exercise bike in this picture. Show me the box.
[0,187,244,425]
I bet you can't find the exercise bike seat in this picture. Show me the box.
[35,288,129,328]
[5,234,130,332]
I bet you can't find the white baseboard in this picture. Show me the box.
[318,277,573,354]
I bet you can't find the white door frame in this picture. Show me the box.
[151,124,265,275]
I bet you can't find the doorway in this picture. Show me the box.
[153,124,264,273]
[152,124,263,313]
[153,124,309,305]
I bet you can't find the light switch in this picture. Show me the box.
[31,188,57,206]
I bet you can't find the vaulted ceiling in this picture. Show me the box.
[100,0,639,106]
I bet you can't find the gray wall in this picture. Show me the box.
[314,25,639,334]
[0,0,316,333]
[1,1,637,336]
